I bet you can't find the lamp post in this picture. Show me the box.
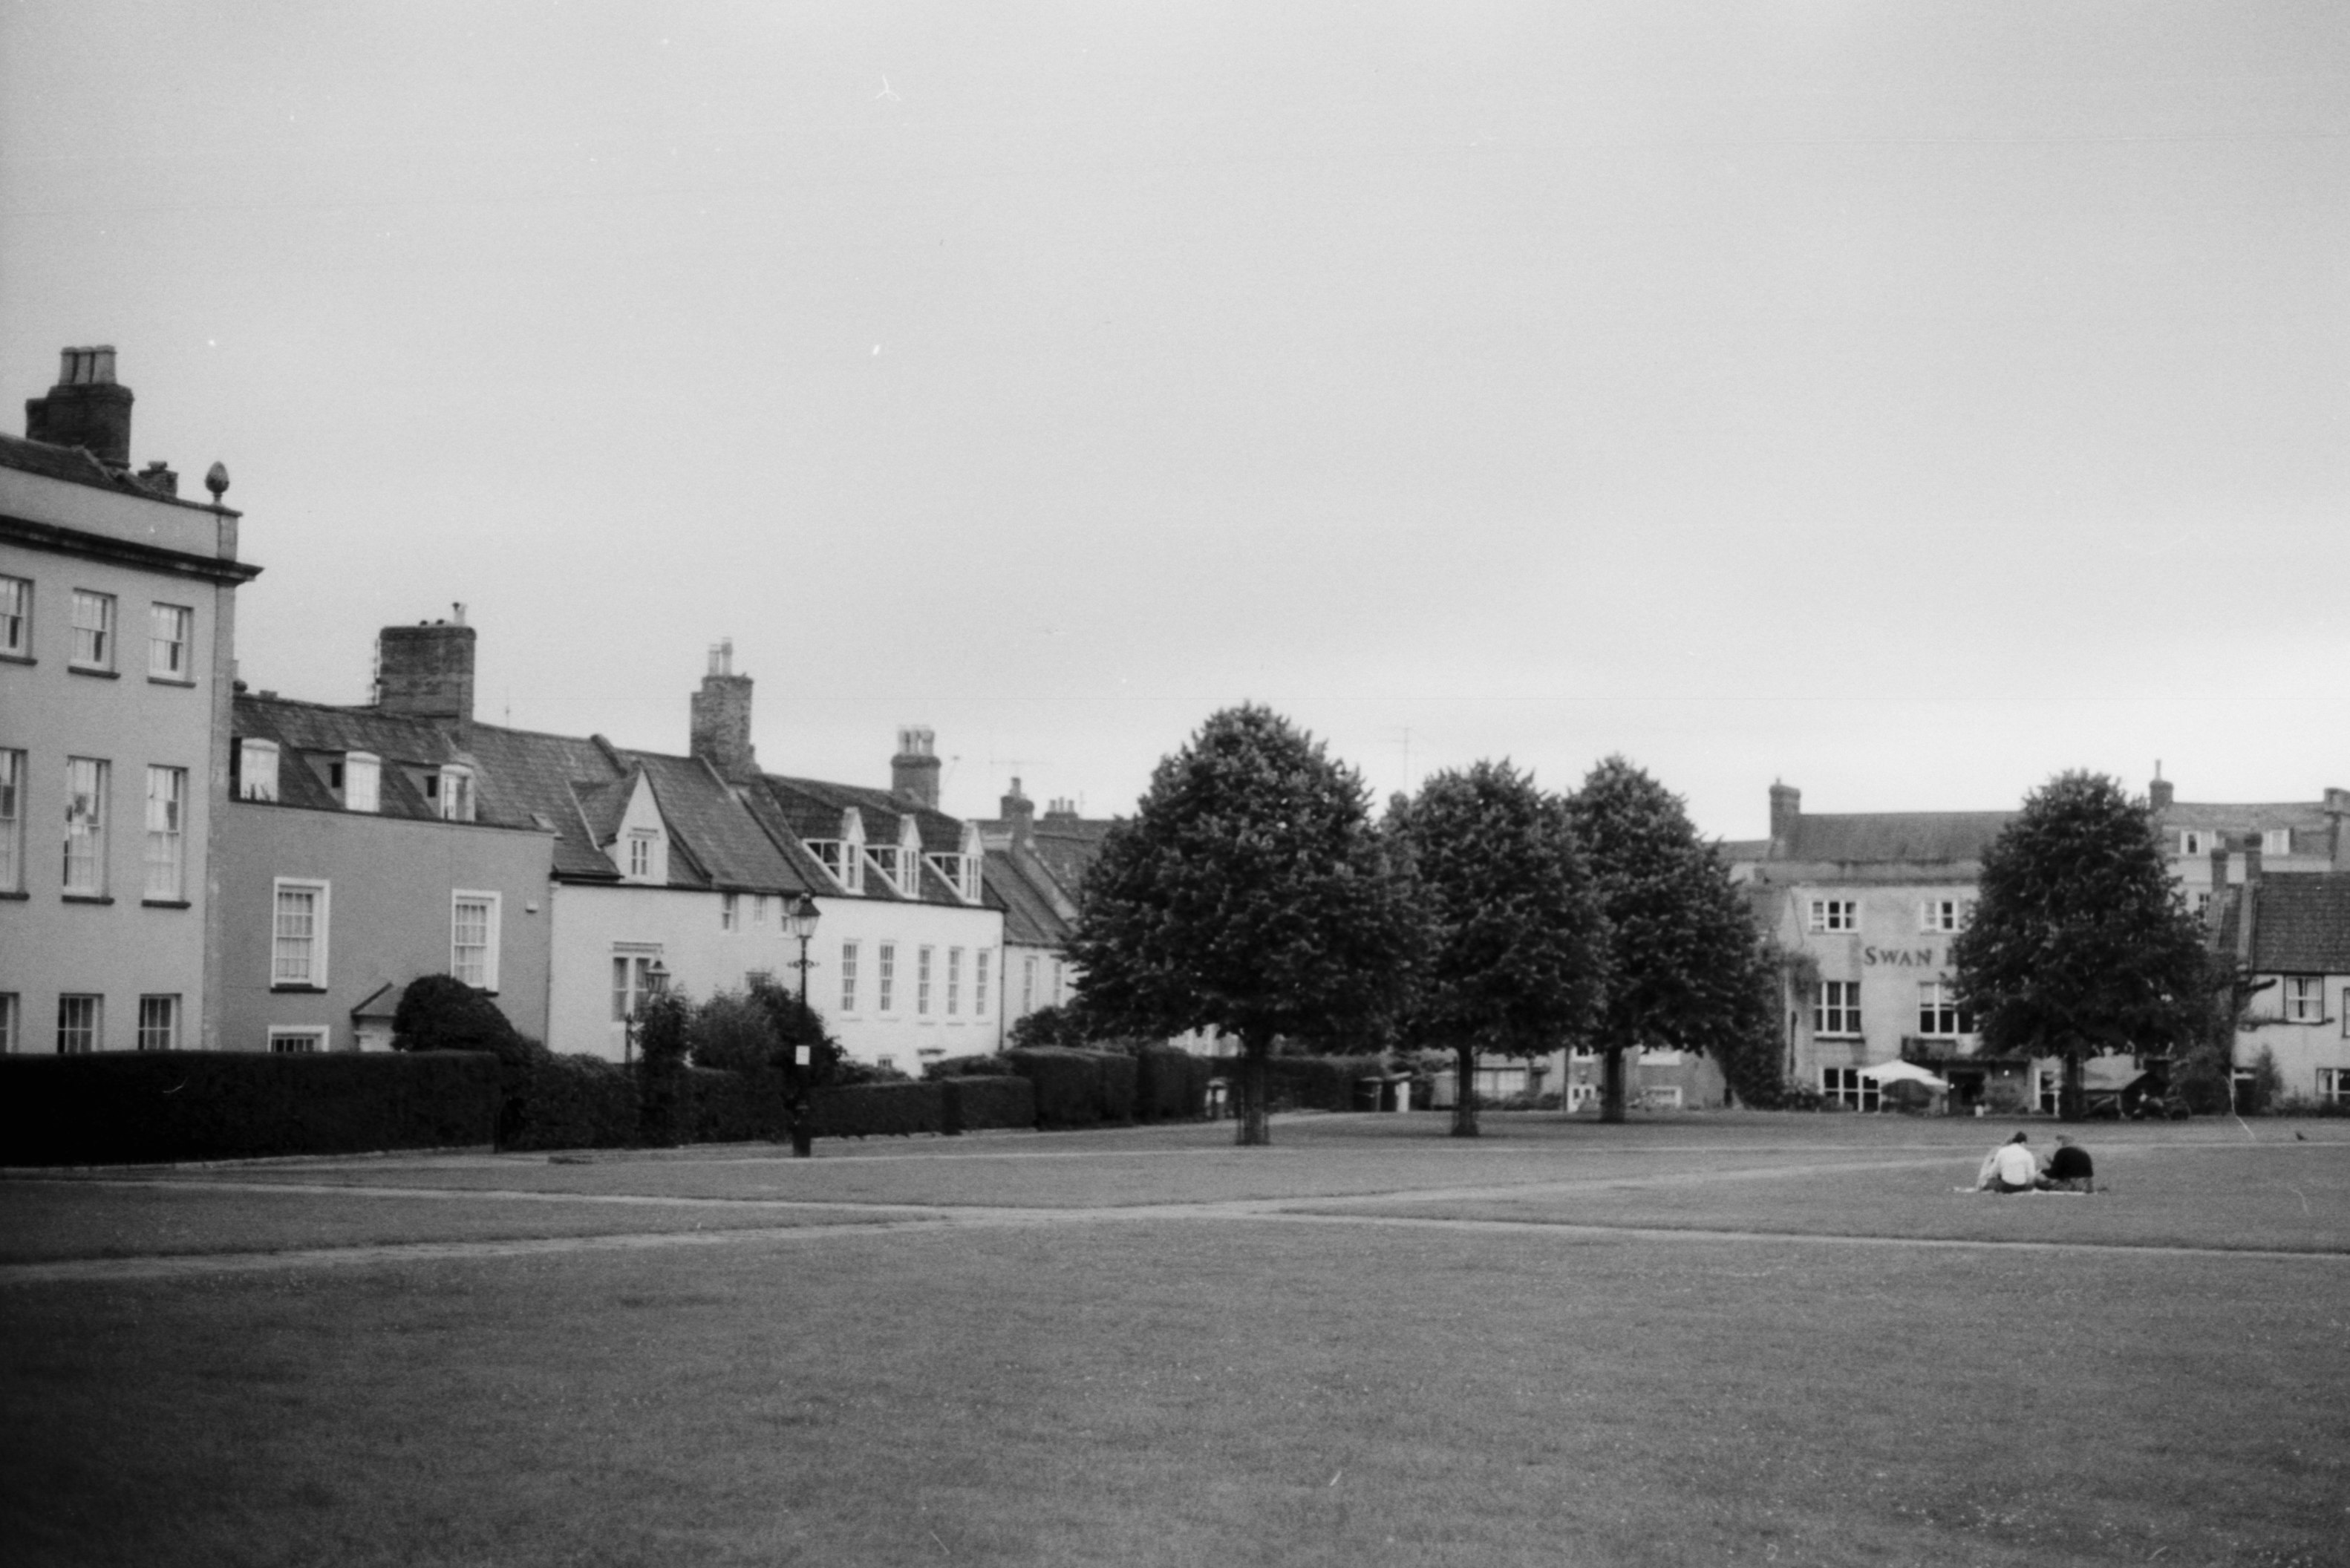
[622,957,670,1065]
[781,895,821,1157]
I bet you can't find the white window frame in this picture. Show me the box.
[0,575,29,658]
[451,891,500,990]
[137,994,179,1051]
[148,602,193,680]
[1807,898,1858,933]
[239,738,280,802]
[1821,1065,1879,1111]
[0,748,23,893]
[610,949,663,1024]
[947,947,963,1016]
[63,756,108,895]
[2178,829,2209,856]
[840,940,861,1013]
[1918,898,1969,934]
[1916,980,1971,1038]
[1814,979,1861,1037]
[69,589,114,670]
[2262,828,2293,857]
[975,950,990,1018]
[877,942,898,1013]
[57,993,102,1054]
[720,892,739,932]
[1023,955,1037,1014]
[2282,975,2323,1025]
[2319,1068,2350,1105]
[271,877,330,988]
[627,830,656,880]
[437,765,474,823]
[144,765,186,901]
[344,751,380,814]
[917,945,934,1016]
[268,1026,328,1054]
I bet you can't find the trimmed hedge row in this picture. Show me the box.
[0,1051,499,1166]
[1135,1044,1210,1121]
[809,1081,945,1138]
[1007,1048,1106,1128]
[503,1054,636,1152]
[1264,1055,1384,1113]
[941,1074,1036,1134]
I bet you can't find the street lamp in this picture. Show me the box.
[622,957,670,1065]
[780,895,821,1158]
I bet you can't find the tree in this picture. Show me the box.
[1388,762,1609,1137]
[1066,705,1418,1146]
[1950,771,2210,1122]
[1565,757,1778,1123]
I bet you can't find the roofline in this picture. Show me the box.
[1,510,261,586]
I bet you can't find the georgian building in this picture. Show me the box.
[2210,863,2350,1108]
[1,347,261,1055]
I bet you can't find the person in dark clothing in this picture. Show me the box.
[2044,1134,2095,1193]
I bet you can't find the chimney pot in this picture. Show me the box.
[1768,782,1801,854]
[374,621,477,735]
[689,642,757,782]
[25,344,134,471]
[2149,773,2173,812]
[891,726,941,808]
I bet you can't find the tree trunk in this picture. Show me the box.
[2059,1049,2085,1124]
[1599,1045,1627,1124]
[1451,1045,1480,1137]
[1236,1034,1272,1146]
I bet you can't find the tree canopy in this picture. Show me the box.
[1565,757,1776,1121]
[1388,762,1609,1137]
[1950,771,2209,1119]
[1067,705,1418,1144]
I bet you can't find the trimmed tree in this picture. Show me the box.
[1066,705,1417,1146]
[1566,757,1776,1123]
[1388,762,1609,1137]
[1950,771,2209,1122]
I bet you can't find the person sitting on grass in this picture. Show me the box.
[2043,1134,2095,1193]
[1975,1131,2042,1193]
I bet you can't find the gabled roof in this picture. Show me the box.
[1760,812,2014,866]
[2158,801,2340,836]
[457,724,632,878]
[2213,874,2350,976]
[751,774,977,905]
[983,848,1073,947]
[623,751,809,895]
[232,695,531,830]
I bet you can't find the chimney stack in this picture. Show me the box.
[1044,797,1080,822]
[2148,767,2173,813]
[1000,777,1035,849]
[25,346,134,472]
[1768,781,1801,855]
[374,620,477,734]
[688,638,759,781]
[892,726,941,808]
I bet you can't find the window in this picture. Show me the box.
[2178,829,2209,856]
[878,943,897,1012]
[272,878,329,987]
[57,994,102,1054]
[928,852,979,901]
[721,892,740,932]
[1916,981,1974,1037]
[269,1028,327,1054]
[878,1055,897,1074]
[69,590,114,669]
[451,892,500,989]
[1023,956,1037,1014]
[2194,891,2212,920]
[627,831,656,878]
[610,952,662,1022]
[0,575,27,657]
[144,766,186,900]
[344,752,380,814]
[2262,829,2293,857]
[1918,899,1970,933]
[435,766,474,823]
[975,950,990,1017]
[148,603,192,679]
[137,995,179,1051]
[1814,980,1861,1036]
[0,993,18,1054]
[753,895,768,927]
[841,941,861,1013]
[1821,1066,1879,1111]
[947,947,963,1016]
[0,748,22,892]
[2319,1068,2350,1106]
[1807,899,1858,933]
[63,757,108,895]
[2282,976,2323,1024]
[917,946,934,1016]
[238,738,279,802]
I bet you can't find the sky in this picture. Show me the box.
[4,1,2345,839]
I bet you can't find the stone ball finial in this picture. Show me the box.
[204,461,230,502]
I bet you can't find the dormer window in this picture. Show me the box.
[238,739,280,803]
[2262,829,2292,856]
[2178,829,2209,856]
[627,829,658,880]
[344,752,380,814]
[927,852,979,902]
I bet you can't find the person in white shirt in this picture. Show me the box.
[1975,1131,2043,1193]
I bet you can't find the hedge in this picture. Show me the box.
[809,1081,946,1138]
[1264,1054,1385,1113]
[924,1052,1017,1080]
[0,1051,498,1166]
[1134,1045,1202,1121]
[1006,1048,1103,1128]
[1092,1051,1138,1124]
[688,1065,786,1145]
[941,1075,1036,1134]
[503,1054,636,1152]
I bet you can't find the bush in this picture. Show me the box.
[1091,1050,1138,1123]
[635,992,693,1146]
[689,1065,786,1143]
[1010,1004,1088,1050]
[0,1051,499,1165]
[392,973,543,1143]
[924,1052,1017,1081]
[1778,1082,1825,1112]
[504,1054,637,1152]
[941,1075,1036,1134]
[1263,1054,1383,1113]
[689,992,779,1074]
[832,1058,913,1086]
[1006,1048,1101,1128]
[809,1081,946,1138]
[1134,1044,1195,1121]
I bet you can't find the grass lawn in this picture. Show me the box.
[4,1113,2345,1567]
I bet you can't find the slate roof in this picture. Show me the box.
[2158,801,2339,837]
[751,775,978,905]
[232,696,535,829]
[984,848,1074,947]
[1024,820,1115,899]
[0,430,222,511]
[621,751,809,895]
[1763,812,2014,866]
[2213,875,2350,975]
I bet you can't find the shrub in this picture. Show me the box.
[1090,1050,1138,1123]
[1006,1048,1101,1128]
[689,1065,786,1143]
[941,1075,1035,1134]
[636,992,693,1146]
[689,992,780,1074]
[1134,1044,1195,1121]
[809,1081,946,1138]
[0,1051,500,1165]
[1778,1082,1824,1112]
[832,1058,913,1086]
[1010,1004,1088,1050]
[924,1053,1016,1081]
[1262,1054,1383,1113]
[391,974,544,1144]
[505,1054,637,1152]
